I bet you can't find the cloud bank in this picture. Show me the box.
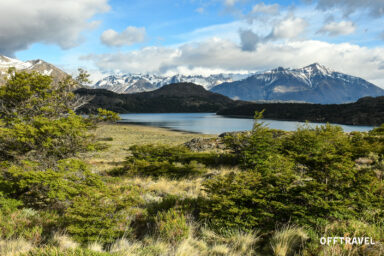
[0,0,110,56]
[101,26,146,47]
[83,37,384,87]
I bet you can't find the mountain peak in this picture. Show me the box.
[302,63,332,76]
[211,63,384,104]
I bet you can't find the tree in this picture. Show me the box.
[0,70,118,162]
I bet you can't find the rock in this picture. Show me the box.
[184,137,226,152]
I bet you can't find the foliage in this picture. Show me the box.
[201,118,384,231]
[114,145,206,178]
[64,185,143,244]
[155,209,189,244]
[0,70,118,162]
[0,159,105,211]
[201,164,297,231]
[223,111,285,171]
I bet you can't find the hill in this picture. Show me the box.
[217,96,384,126]
[76,82,242,113]
[0,55,69,85]
[210,63,384,104]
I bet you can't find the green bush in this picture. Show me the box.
[0,159,105,211]
[113,145,200,178]
[201,158,297,231]
[113,144,238,178]
[201,122,384,231]
[155,209,189,244]
[0,70,118,162]
[64,185,143,244]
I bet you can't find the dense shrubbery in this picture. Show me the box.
[0,159,105,211]
[64,185,142,244]
[113,144,236,178]
[200,117,384,232]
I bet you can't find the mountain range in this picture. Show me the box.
[0,55,69,85]
[211,63,384,104]
[93,73,251,93]
[1,55,383,105]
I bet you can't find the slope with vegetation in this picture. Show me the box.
[218,96,384,126]
[0,70,384,255]
[75,82,243,114]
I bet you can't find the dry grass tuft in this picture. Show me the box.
[53,233,79,250]
[0,239,33,256]
[87,242,104,252]
[271,226,308,256]
[109,238,142,253]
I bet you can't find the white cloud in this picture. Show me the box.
[101,26,146,47]
[0,0,110,57]
[83,37,384,87]
[316,0,384,18]
[195,7,205,14]
[269,17,308,40]
[318,21,356,36]
[224,0,239,7]
[252,3,279,15]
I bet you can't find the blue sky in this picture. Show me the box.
[0,0,384,86]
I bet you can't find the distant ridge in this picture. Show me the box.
[217,96,384,126]
[210,63,384,104]
[76,82,243,113]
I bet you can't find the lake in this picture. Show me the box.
[119,113,375,134]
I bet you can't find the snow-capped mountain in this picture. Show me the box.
[0,55,69,85]
[92,73,252,93]
[210,63,384,104]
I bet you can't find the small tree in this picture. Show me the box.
[0,70,118,162]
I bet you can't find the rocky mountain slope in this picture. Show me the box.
[76,82,243,113]
[210,63,384,104]
[92,73,251,93]
[0,55,69,85]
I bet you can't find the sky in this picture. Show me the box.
[0,0,384,87]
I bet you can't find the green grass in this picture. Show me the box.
[82,123,214,172]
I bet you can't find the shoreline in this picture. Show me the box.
[115,121,212,135]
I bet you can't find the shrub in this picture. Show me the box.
[155,209,190,244]
[201,157,297,231]
[223,111,284,171]
[64,185,143,244]
[114,144,220,178]
[0,70,118,162]
[201,123,383,231]
[281,124,379,222]
[0,159,105,211]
